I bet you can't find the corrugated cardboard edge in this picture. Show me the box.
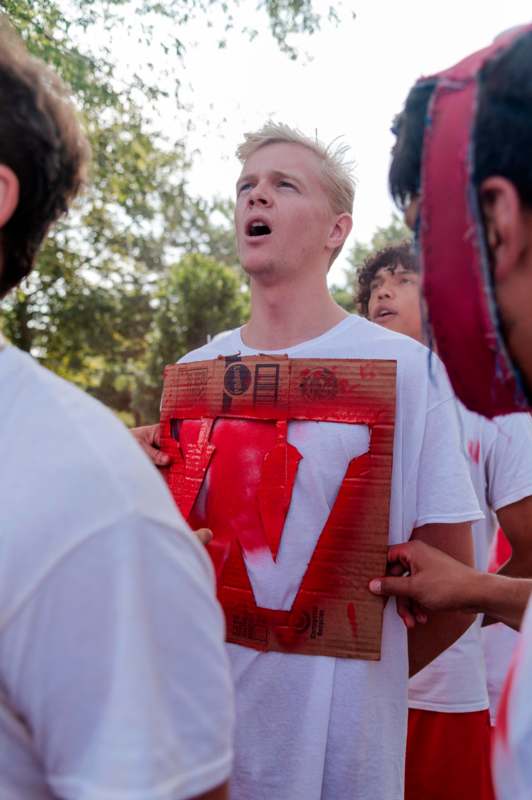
[161,355,396,660]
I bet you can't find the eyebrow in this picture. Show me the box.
[369,267,417,287]
[394,268,418,277]
[236,169,302,190]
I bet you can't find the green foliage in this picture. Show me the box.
[243,0,343,59]
[330,284,356,314]
[0,0,346,422]
[348,213,411,271]
[175,197,239,268]
[2,0,342,76]
[331,213,412,312]
[134,254,249,422]
[151,253,249,359]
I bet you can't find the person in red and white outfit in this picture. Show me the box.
[367,23,532,800]
[133,122,483,800]
[358,242,532,800]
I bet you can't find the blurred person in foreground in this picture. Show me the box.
[359,241,532,800]
[133,121,482,800]
[367,24,532,799]
[0,19,233,800]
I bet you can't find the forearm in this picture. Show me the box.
[407,521,476,677]
[370,540,532,644]
[483,496,532,625]
[469,571,532,631]
[483,552,532,626]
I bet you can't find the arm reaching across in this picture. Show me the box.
[369,539,532,632]
[482,495,532,626]
[482,413,532,624]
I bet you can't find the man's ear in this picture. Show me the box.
[327,212,353,251]
[479,176,530,283]
[0,165,19,229]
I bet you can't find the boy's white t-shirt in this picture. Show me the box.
[493,599,532,800]
[409,409,532,713]
[180,316,482,800]
[0,346,234,800]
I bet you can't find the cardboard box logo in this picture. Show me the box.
[160,354,396,660]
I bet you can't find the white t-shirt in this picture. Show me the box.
[492,598,532,800]
[483,622,520,725]
[180,316,481,800]
[409,409,532,713]
[0,346,234,800]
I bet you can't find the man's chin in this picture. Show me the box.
[372,315,400,332]
[241,259,276,279]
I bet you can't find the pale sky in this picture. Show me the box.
[115,1,531,285]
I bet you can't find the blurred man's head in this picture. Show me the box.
[0,19,89,299]
[234,122,354,282]
[356,242,423,342]
[390,24,532,417]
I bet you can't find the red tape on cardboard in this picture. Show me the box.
[160,355,396,660]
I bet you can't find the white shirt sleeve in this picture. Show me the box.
[486,413,532,511]
[414,368,483,528]
[0,514,234,800]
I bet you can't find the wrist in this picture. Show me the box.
[463,569,491,614]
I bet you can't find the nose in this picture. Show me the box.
[248,180,271,207]
[377,282,394,299]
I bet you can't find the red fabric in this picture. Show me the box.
[405,708,495,800]
[419,23,532,417]
[487,528,512,574]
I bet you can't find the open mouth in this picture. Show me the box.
[376,309,397,320]
[246,220,272,237]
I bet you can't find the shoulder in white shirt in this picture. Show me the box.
[0,345,234,800]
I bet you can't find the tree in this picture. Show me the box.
[348,213,410,270]
[1,0,195,361]
[0,0,349,421]
[331,213,411,312]
[133,253,250,422]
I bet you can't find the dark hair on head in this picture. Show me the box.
[388,80,436,210]
[0,18,90,297]
[355,240,417,317]
[389,30,532,214]
[474,30,532,208]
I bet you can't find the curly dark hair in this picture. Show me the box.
[0,18,90,297]
[355,240,417,317]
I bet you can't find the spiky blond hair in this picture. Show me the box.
[236,121,355,265]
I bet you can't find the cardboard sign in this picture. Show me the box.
[160,355,396,660]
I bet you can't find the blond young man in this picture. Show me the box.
[134,122,482,800]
